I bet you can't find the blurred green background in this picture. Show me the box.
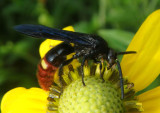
[1,0,160,110]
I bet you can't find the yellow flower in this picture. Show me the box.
[1,10,160,113]
[1,87,48,113]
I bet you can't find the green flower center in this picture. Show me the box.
[47,63,143,113]
[58,76,124,113]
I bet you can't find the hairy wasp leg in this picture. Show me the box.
[81,57,87,86]
[99,62,104,82]
[94,60,104,82]
[116,59,124,99]
[59,58,74,90]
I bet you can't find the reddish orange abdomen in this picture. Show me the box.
[37,58,58,91]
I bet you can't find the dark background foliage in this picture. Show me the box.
[1,0,160,110]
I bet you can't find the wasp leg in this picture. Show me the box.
[115,59,124,99]
[94,60,104,82]
[81,57,87,86]
[59,58,74,90]
[107,64,113,70]
[99,62,104,82]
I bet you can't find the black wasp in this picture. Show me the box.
[14,24,136,99]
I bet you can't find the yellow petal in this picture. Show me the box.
[62,26,74,31]
[39,26,75,58]
[121,10,160,91]
[138,86,160,113]
[39,39,62,58]
[1,87,48,113]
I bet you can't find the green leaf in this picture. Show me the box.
[98,29,134,52]
[136,74,160,95]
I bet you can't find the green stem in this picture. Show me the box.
[99,0,107,28]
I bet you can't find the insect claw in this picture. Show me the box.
[100,72,105,83]
[102,78,105,83]
[82,80,86,86]
[81,68,86,86]
[107,65,111,70]
[81,57,87,86]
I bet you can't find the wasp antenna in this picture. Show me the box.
[117,51,136,55]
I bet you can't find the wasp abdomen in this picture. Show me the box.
[37,43,74,90]
[37,58,58,91]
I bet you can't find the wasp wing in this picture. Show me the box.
[14,24,95,46]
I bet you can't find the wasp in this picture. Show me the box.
[37,42,73,91]
[14,24,136,99]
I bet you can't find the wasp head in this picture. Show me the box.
[106,49,137,69]
[107,49,117,69]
